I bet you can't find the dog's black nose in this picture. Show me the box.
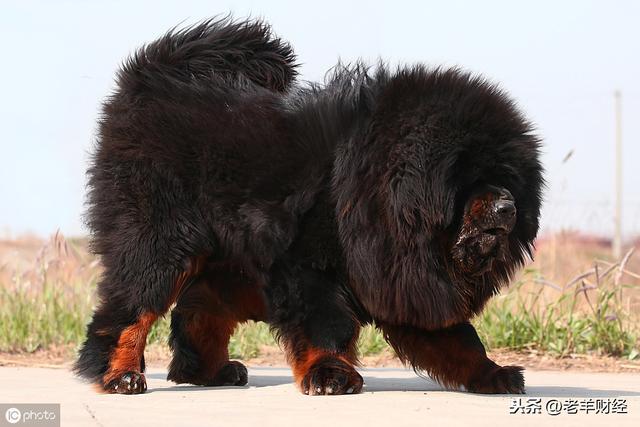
[495,200,516,218]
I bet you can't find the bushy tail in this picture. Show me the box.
[117,17,297,94]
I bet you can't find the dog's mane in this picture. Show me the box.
[325,64,544,329]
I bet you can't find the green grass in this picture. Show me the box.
[228,321,275,358]
[0,281,93,353]
[475,268,639,359]
[1,266,638,361]
[148,318,277,359]
[0,281,387,359]
[149,319,391,359]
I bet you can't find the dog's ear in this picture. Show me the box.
[384,136,457,239]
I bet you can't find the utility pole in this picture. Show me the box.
[613,90,622,259]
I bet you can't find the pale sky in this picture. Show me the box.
[1,0,639,238]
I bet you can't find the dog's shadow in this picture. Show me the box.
[146,369,640,397]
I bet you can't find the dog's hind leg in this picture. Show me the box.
[168,264,267,386]
[100,310,156,394]
[168,302,245,386]
[75,292,158,394]
[75,255,207,394]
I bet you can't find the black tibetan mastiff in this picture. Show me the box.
[75,18,543,395]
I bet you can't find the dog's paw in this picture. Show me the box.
[104,371,147,394]
[467,365,525,394]
[207,361,248,386]
[301,357,363,396]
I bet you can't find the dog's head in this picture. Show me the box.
[332,66,544,328]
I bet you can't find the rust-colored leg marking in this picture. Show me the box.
[286,330,362,396]
[168,263,267,386]
[184,312,238,380]
[101,312,157,392]
[100,256,208,393]
[382,322,525,394]
[290,347,354,386]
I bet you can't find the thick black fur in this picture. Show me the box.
[75,17,543,393]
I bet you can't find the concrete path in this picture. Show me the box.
[0,366,638,426]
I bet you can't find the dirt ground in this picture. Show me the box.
[2,344,639,373]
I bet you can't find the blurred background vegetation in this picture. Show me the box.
[1,232,638,363]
